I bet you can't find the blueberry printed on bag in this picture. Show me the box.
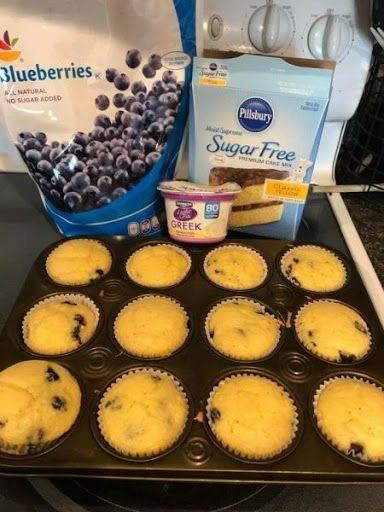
[0,0,196,236]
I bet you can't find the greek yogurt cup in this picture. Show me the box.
[158,181,240,244]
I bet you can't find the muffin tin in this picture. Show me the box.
[0,236,384,482]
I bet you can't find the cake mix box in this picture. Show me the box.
[0,0,196,236]
[189,54,333,239]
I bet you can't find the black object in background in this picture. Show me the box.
[336,44,384,188]
[372,0,384,30]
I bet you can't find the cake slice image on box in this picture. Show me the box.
[209,167,289,227]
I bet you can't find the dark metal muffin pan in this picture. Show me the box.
[0,236,383,482]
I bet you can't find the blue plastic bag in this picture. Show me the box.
[0,0,196,236]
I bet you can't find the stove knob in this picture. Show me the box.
[248,1,292,53]
[308,12,352,61]
[208,14,223,40]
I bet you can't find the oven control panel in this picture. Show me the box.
[202,0,373,121]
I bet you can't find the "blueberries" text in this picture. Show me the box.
[0,63,93,83]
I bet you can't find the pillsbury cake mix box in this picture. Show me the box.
[189,54,333,239]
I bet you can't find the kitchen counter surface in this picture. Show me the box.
[343,193,384,286]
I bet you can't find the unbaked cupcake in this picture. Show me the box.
[98,369,189,458]
[23,294,99,356]
[204,245,268,290]
[294,300,371,363]
[280,245,346,292]
[0,360,81,455]
[126,244,191,288]
[205,298,281,361]
[114,295,189,358]
[46,239,112,286]
[313,376,384,463]
[206,374,298,460]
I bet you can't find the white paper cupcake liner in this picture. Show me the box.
[312,375,384,463]
[206,373,299,461]
[293,299,372,364]
[125,243,192,288]
[204,297,282,361]
[203,245,268,290]
[280,245,348,292]
[113,294,190,358]
[22,293,100,356]
[0,437,53,456]
[97,367,190,459]
[45,238,112,286]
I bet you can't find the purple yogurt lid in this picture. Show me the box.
[158,180,241,201]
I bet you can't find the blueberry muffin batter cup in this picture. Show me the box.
[125,243,191,288]
[279,244,347,293]
[205,372,299,462]
[203,245,268,291]
[113,295,189,359]
[204,297,282,361]
[46,238,112,286]
[0,360,81,455]
[313,375,384,464]
[97,367,190,459]
[22,293,100,356]
[293,300,372,364]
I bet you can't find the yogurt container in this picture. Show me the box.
[158,181,240,243]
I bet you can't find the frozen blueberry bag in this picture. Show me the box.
[0,0,196,236]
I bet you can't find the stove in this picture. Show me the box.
[2,475,384,512]
[200,0,373,185]
[1,173,383,511]
[28,479,282,512]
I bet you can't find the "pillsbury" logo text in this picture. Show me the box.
[237,97,273,133]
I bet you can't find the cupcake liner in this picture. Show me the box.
[279,245,348,293]
[113,294,190,359]
[203,244,268,291]
[205,372,300,462]
[312,375,384,464]
[0,420,80,457]
[293,299,372,364]
[97,367,191,460]
[204,297,283,362]
[125,243,192,288]
[0,438,52,456]
[45,238,112,286]
[22,293,100,356]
